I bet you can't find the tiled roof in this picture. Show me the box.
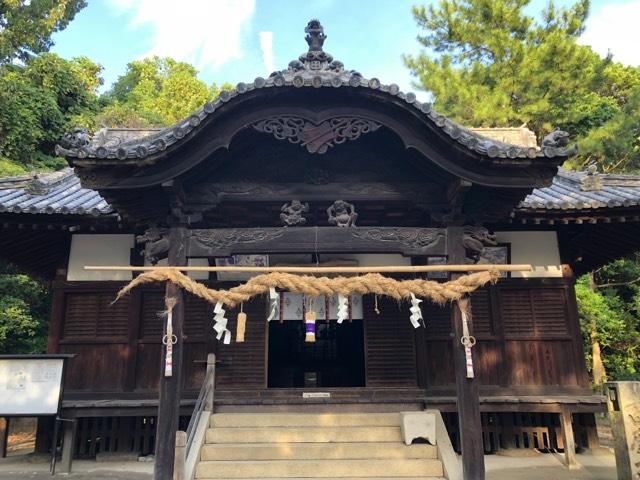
[1,167,639,218]
[0,168,112,216]
[519,168,640,211]
[54,21,575,165]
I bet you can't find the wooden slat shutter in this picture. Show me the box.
[423,302,451,337]
[140,292,165,339]
[500,289,534,336]
[216,297,267,389]
[364,295,417,387]
[63,292,129,339]
[185,295,210,338]
[63,294,99,338]
[470,289,492,336]
[531,289,569,336]
[500,288,569,337]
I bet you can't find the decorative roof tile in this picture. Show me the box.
[2,167,639,218]
[518,168,640,211]
[0,168,112,216]
[55,20,576,164]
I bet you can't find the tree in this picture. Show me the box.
[0,0,87,64]
[404,0,630,139]
[572,81,640,173]
[0,262,50,354]
[0,53,102,174]
[99,57,233,128]
[575,259,640,384]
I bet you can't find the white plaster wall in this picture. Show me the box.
[494,231,562,278]
[67,234,134,281]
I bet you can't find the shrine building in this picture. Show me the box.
[2,19,640,480]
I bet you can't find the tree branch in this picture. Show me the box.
[596,276,640,289]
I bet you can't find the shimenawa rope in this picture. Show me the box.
[114,269,500,308]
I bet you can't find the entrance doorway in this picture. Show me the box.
[267,320,365,388]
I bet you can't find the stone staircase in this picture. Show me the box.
[194,412,446,479]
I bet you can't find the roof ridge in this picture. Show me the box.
[54,20,576,165]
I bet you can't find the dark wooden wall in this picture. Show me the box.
[418,278,589,391]
[47,277,588,397]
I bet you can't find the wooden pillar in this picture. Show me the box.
[154,226,187,480]
[447,226,485,480]
[560,407,578,469]
[0,417,8,458]
[59,419,76,473]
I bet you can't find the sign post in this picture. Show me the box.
[0,354,74,474]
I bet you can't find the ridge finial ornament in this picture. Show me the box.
[305,19,326,52]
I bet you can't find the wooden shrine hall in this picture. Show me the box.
[3,19,640,480]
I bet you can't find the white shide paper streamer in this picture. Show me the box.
[213,302,232,345]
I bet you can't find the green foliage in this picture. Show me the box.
[0,157,28,176]
[0,0,87,64]
[576,260,640,381]
[404,0,634,139]
[0,53,102,171]
[406,1,640,380]
[99,57,233,127]
[0,262,50,354]
[572,82,640,173]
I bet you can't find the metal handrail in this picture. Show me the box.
[184,367,214,458]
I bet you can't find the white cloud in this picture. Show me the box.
[259,31,275,74]
[579,1,640,66]
[108,0,256,71]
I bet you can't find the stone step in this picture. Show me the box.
[210,413,400,428]
[197,478,446,480]
[195,459,444,479]
[200,442,437,461]
[206,426,402,444]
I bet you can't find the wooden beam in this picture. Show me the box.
[560,407,579,469]
[0,417,8,458]
[85,264,532,273]
[153,226,187,480]
[447,226,485,480]
[59,419,76,473]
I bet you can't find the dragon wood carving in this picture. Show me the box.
[253,116,380,154]
[189,229,285,250]
[351,228,445,250]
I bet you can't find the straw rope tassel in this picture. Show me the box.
[236,303,246,343]
[458,297,476,379]
[162,296,178,377]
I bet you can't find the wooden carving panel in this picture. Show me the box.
[363,296,417,387]
[188,227,447,257]
[216,297,267,389]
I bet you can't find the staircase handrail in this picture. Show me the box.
[175,353,215,480]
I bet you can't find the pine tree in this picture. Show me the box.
[404,0,621,139]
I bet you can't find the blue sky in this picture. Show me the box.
[50,0,640,96]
